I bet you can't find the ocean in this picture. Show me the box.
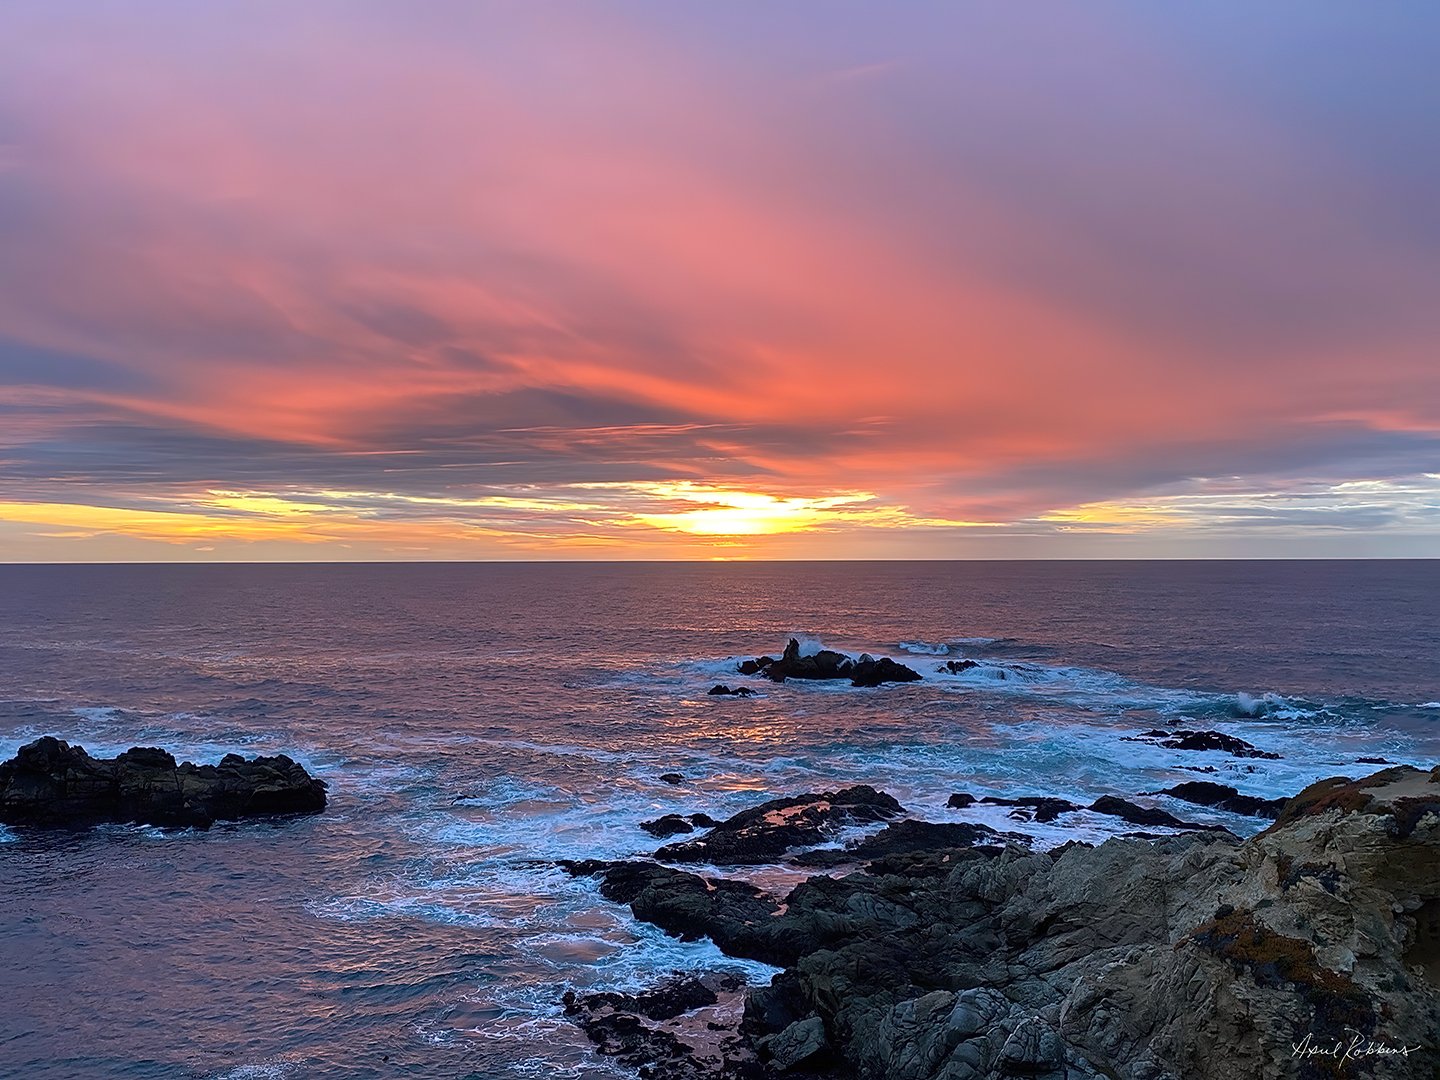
[0,561,1436,1078]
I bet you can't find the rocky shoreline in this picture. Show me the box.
[0,735,327,828]
[563,765,1440,1080]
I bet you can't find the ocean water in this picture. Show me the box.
[0,560,1436,1078]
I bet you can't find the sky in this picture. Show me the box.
[1,2,1437,561]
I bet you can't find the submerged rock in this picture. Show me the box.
[0,735,326,829]
[738,639,921,688]
[654,785,905,865]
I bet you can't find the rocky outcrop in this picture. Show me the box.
[562,860,795,966]
[1145,780,1289,819]
[709,685,757,697]
[940,660,979,674]
[945,791,1225,831]
[563,973,763,1080]
[792,819,1030,868]
[642,813,700,838]
[1088,794,1230,832]
[1126,728,1280,759]
[0,735,327,828]
[1267,766,1440,837]
[641,813,721,838]
[655,786,904,865]
[738,640,922,688]
[948,794,1080,823]
[574,765,1439,1079]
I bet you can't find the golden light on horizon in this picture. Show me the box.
[634,485,875,536]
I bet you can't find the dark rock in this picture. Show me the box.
[1089,795,1229,832]
[708,685,756,697]
[1125,728,1280,759]
[641,814,696,838]
[977,795,1080,823]
[948,792,1082,823]
[689,812,719,828]
[561,860,795,966]
[659,773,686,785]
[1144,780,1288,819]
[0,736,326,829]
[757,1015,830,1072]
[791,818,1027,868]
[848,656,924,688]
[996,1015,1064,1075]
[655,785,904,864]
[739,639,921,688]
[565,973,721,1022]
[579,766,1440,1080]
[940,659,979,674]
[563,972,762,1080]
[1357,756,1392,765]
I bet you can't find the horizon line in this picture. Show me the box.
[2,556,1437,567]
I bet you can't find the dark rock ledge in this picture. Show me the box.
[564,765,1440,1080]
[0,735,327,828]
[654,785,904,865]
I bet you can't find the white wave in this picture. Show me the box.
[1419,702,1440,710]
[898,640,950,655]
[788,634,828,655]
[70,705,125,724]
[208,1063,303,1080]
[1232,691,1317,720]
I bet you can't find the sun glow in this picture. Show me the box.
[634,484,875,536]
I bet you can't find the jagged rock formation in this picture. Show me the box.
[654,785,904,865]
[738,639,922,688]
[569,765,1440,1079]
[1145,779,1289,819]
[1125,728,1281,759]
[0,735,327,828]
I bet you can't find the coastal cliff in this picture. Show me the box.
[568,766,1440,1079]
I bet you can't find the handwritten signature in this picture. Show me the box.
[1293,1032,1423,1065]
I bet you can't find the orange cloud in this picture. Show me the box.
[0,4,1437,559]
